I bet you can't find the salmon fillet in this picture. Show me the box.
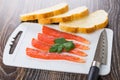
[26,48,85,63]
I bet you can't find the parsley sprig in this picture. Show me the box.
[49,38,75,53]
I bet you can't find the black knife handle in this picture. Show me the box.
[87,66,100,80]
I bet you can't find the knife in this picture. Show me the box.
[87,29,108,80]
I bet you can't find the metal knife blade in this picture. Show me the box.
[87,29,108,80]
[94,29,108,65]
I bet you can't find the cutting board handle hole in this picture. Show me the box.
[9,31,23,54]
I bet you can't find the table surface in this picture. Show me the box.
[0,0,120,80]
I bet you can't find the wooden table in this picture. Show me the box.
[0,0,120,80]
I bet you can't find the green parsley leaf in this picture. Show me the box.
[49,44,59,52]
[63,41,75,51]
[57,45,64,53]
[54,38,67,44]
[49,38,75,53]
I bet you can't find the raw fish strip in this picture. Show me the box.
[32,38,87,57]
[38,33,89,50]
[32,38,49,52]
[26,48,85,63]
[42,26,90,44]
[70,49,87,56]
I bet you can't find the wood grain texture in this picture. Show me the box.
[0,0,120,80]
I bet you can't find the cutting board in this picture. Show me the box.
[3,22,113,75]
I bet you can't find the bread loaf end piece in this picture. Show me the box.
[59,10,108,33]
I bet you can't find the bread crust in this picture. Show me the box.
[59,10,108,33]
[38,7,89,24]
[20,3,68,21]
[37,5,69,19]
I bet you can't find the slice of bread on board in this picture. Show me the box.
[59,10,108,33]
[38,6,89,24]
[20,3,68,21]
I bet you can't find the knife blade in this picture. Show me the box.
[87,29,108,80]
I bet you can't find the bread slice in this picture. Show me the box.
[38,6,89,24]
[20,3,68,21]
[59,10,108,33]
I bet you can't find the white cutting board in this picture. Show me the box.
[3,22,113,75]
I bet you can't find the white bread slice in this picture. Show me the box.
[20,3,68,21]
[38,6,89,24]
[59,10,108,33]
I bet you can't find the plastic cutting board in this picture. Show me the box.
[3,22,113,75]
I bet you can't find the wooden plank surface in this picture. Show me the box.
[0,0,120,80]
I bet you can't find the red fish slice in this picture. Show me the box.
[32,38,49,52]
[70,49,87,56]
[38,33,89,50]
[26,48,85,63]
[38,33,55,44]
[32,38,87,57]
[42,26,90,44]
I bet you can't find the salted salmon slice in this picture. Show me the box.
[26,48,86,63]
[70,49,87,56]
[32,38,87,57]
[32,38,49,52]
[42,26,90,44]
[38,33,55,44]
[38,33,89,50]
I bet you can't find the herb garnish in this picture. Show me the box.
[49,38,75,53]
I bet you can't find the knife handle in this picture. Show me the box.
[87,66,99,80]
[87,61,101,80]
